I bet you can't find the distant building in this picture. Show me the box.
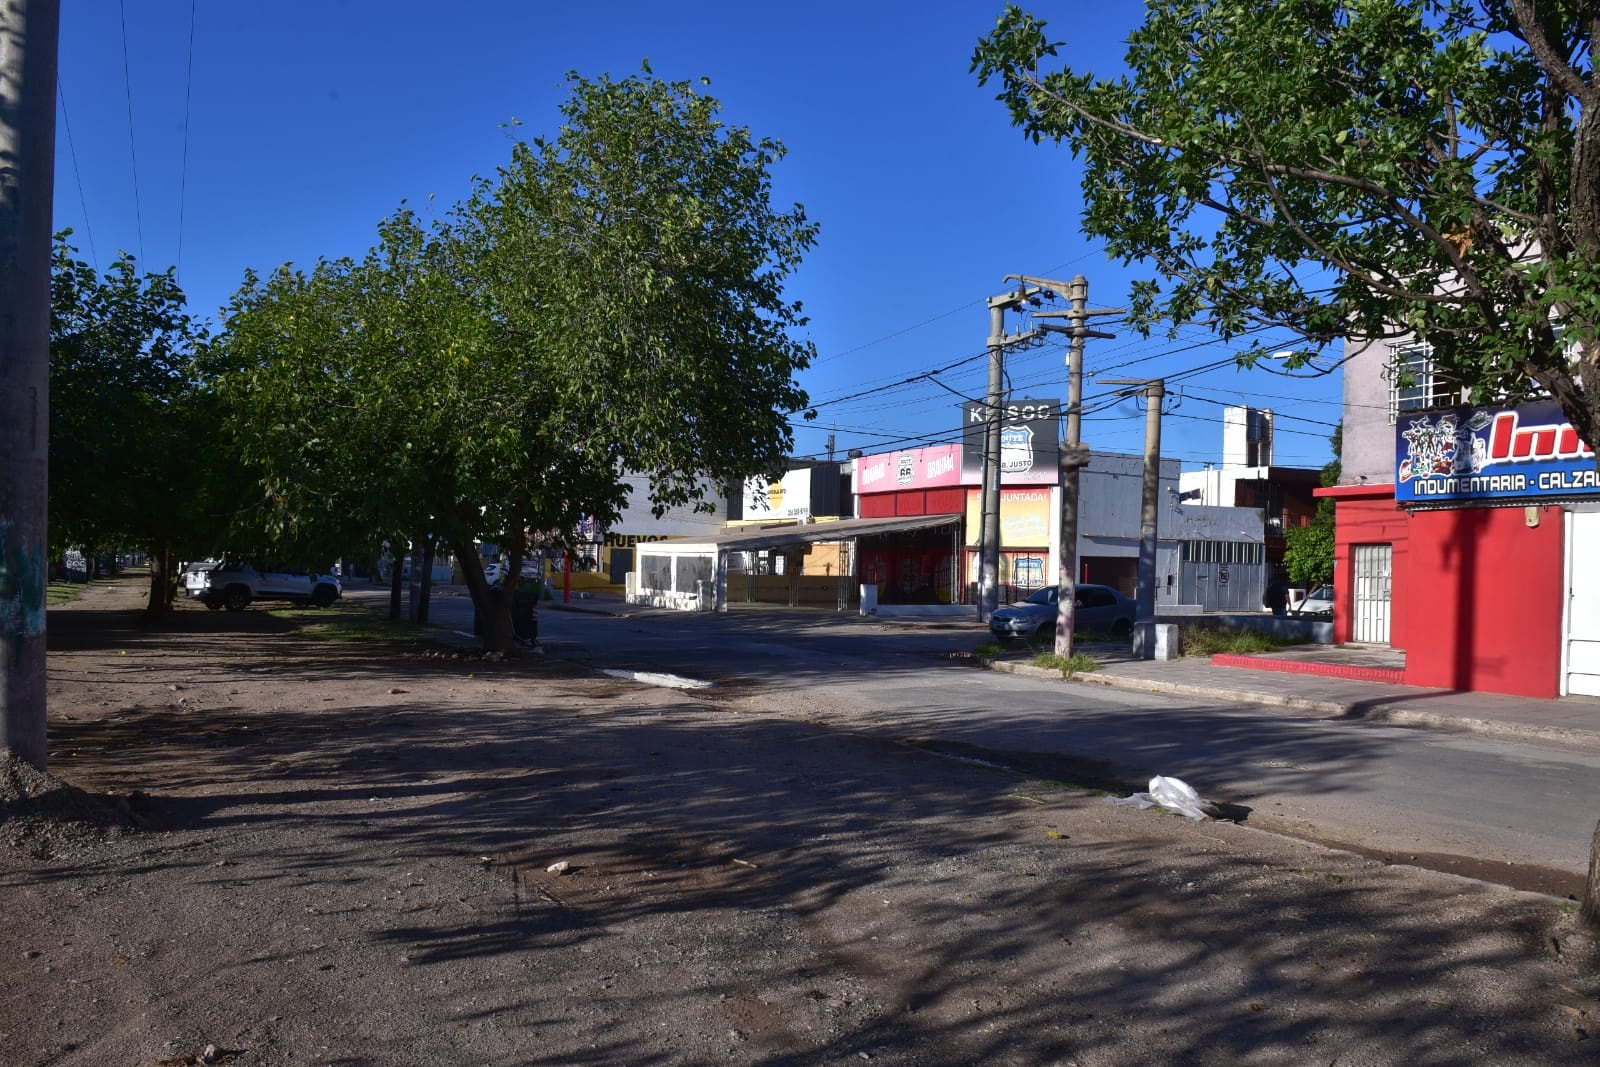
[1177,405,1324,573]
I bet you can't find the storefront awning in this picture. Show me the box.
[689,513,963,553]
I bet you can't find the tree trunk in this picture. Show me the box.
[417,536,436,626]
[144,543,173,619]
[388,547,403,620]
[1582,817,1600,932]
[451,536,513,655]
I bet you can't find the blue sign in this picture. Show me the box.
[1395,399,1599,504]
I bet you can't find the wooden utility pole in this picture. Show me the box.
[0,0,60,770]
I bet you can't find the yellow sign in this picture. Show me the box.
[965,488,1052,547]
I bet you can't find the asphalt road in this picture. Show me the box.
[346,586,1600,895]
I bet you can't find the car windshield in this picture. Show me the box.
[1022,587,1056,606]
[1307,585,1333,600]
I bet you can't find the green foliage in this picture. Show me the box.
[1181,628,1289,656]
[214,69,816,651]
[1283,516,1336,586]
[1031,651,1101,676]
[1285,418,1340,586]
[975,2,1600,447]
[49,235,225,608]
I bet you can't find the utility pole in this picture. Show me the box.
[0,0,60,770]
[1099,377,1166,658]
[978,297,1007,622]
[1020,275,1120,657]
[976,285,1044,621]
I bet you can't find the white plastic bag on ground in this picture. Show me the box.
[1107,775,1216,820]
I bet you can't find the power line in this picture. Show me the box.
[56,78,98,269]
[1173,390,1342,428]
[176,0,197,284]
[117,0,146,264]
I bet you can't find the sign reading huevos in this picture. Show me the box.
[1395,400,1599,504]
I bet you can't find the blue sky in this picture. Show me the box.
[53,0,1344,471]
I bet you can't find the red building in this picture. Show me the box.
[1325,352,1598,700]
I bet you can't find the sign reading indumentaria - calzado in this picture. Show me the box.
[1395,400,1599,505]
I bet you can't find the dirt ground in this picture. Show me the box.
[3,575,1599,1066]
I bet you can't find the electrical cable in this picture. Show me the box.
[56,78,98,270]
[176,0,198,284]
[118,0,147,265]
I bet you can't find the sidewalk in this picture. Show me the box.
[1000,646,1600,751]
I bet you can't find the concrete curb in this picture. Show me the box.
[988,659,1600,751]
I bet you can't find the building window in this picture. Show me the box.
[1387,343,1456,422]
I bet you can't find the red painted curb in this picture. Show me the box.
[1210,653,1406,685]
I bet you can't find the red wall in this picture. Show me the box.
[858,488,965,518]
[1402,504,1564,698]
[1325,486,1564,698]
[1328,489,1411,650]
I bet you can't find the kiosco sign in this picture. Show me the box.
[1395,400,1599,504]
[960,399,1061,485]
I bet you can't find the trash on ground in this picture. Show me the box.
[598,668,712,690]
[1108,775,1216,820]
[545,860,570,875]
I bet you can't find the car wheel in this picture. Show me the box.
[1111,618,1132,638]
[223,587,250,612]
[311,585,337,608]
[203,599,222,612]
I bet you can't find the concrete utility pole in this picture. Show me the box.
[1099,377,1166,658]
[978,298,1007,622]
[1019,275,1121,658]
[0,0,60,770]
[976,285,1044,622]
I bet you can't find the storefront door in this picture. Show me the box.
[1564,511,1600,696]
[1352,543,1392,645]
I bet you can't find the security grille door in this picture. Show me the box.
[1352,543,1393,644]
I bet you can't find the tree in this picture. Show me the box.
[218,68,817,652]
[976,1,1600,931]
[1282,422,1341,586]
[974,1,1598,435]
[50,235,210,614]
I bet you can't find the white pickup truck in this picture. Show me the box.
[185,560,342,611]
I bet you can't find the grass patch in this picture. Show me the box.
[1181,628,1286,656]
[294,617,417,642]
[1030,651,1100,677]
[46,583,82,606]
[974,640,1006,656]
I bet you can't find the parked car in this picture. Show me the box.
[1295,583,1334,616]
[989,583,1137,641]
[186,560,341,611]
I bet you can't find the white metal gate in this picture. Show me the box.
[1352,543,1392,644]
[1564,512,1600,696]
